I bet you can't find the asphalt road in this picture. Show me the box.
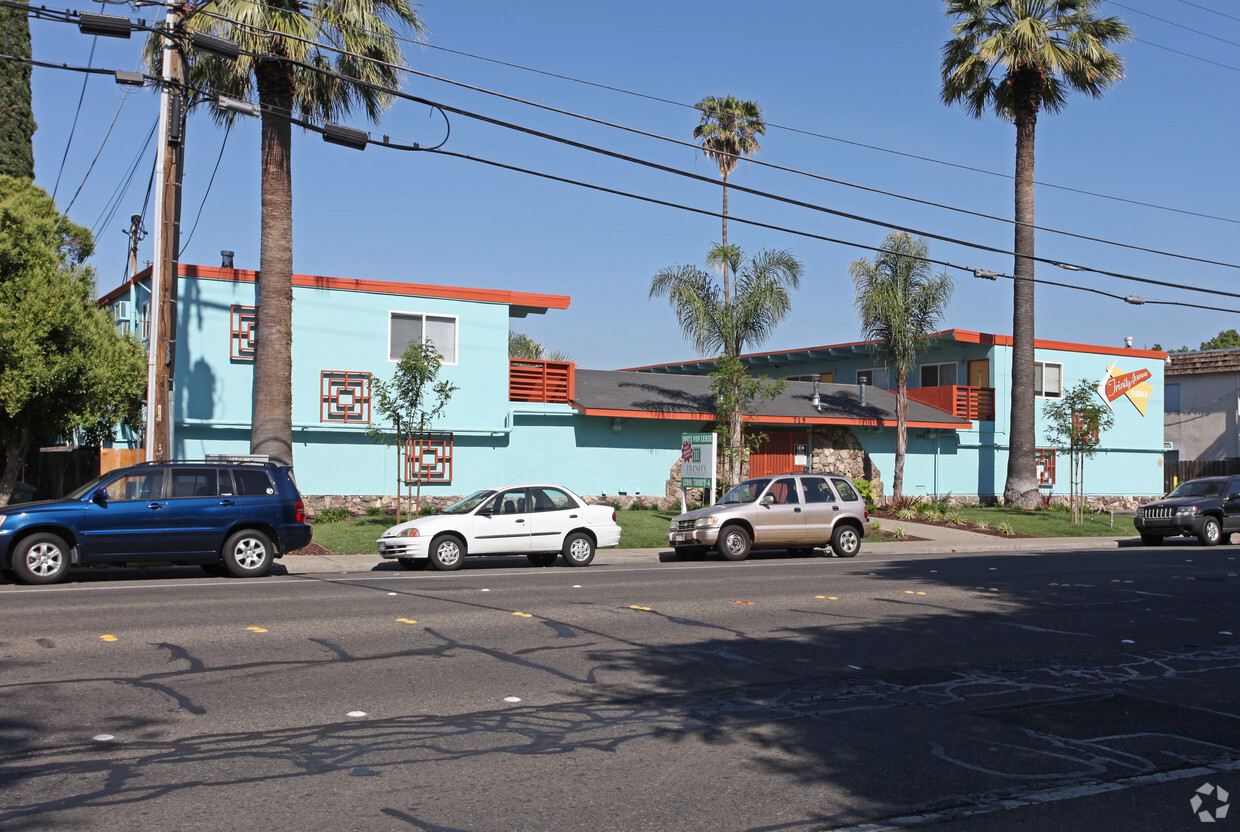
[1,543,1237,831]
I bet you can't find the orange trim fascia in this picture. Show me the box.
[99,264,571,311]
[572,405,967,430]
[185,265,572,310]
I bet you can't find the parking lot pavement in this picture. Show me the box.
[281,519,1133,575]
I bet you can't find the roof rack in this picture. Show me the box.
[128,456,276,467]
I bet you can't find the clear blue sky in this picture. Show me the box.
[27,1,1240,370]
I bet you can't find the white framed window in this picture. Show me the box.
[856,368,890,388]
[1034,361,1063,398]
[920,362,958,387]
[388,312,458,364]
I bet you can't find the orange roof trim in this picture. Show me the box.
[101,265,571,311]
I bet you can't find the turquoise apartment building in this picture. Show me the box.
[102,265,1166,507]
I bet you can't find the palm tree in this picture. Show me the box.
[148,0,426,466]
[851,232,954,502]
[508,331,572,362]
[693,96,765,306]
[651,244,802,483]
[940,0,1129,507]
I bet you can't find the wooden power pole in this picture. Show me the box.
[144,4,186,461]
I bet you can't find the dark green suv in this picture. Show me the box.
[0,460,312,584]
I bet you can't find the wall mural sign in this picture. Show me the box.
[1096,363,1153,416]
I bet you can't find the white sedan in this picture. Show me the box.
[377,484,621,571]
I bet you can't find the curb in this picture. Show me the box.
[280,537,1134,575]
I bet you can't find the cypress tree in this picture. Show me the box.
[0,2,35,180]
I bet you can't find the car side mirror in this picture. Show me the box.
[92,489,108,506]
[1229,493,1240,502]
[760,494,776,506]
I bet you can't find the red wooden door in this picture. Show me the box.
[748,430,806,477]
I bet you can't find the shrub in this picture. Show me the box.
[418,503,437,516]
[973,521,991,532]
[611,500,624,512]
[946,510,966,526]
[365,504,386,517]
[852,478,877,512]
[890,525,909,540]
[894,506,919,521]
[998,521,1015,536]
[870,520,883,534]
[890,494,922,513]
[314,506,350,524]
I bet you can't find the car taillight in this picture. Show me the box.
[611,510,617,522]
[295,501,306,524]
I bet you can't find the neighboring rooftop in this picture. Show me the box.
[1166,349,1240,376]
[624,329,1166,374]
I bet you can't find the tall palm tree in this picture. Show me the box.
[651,244,802,483]
[693,96,765,306]
[940,0,1128,507]
[851,232,954,502]
[148,0,426,466]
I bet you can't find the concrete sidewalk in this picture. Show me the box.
[280,518,1136,576]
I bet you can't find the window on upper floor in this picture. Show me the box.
[389,312,458,364]
[1034,361,1063,399]
[856,368,890,388]
[920,362,958,387]
[1165,383,1180,413]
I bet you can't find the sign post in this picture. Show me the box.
[680,432,717,512]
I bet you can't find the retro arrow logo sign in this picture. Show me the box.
[1096,364,1153,416]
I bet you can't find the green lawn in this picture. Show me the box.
[305,505,1138,555]
[928,507,1137,538]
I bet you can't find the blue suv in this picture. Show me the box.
[0,460,312,584]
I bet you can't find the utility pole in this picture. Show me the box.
[144,3,186,461]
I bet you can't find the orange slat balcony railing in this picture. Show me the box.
[509,359,575,404]
[906,385,995,421]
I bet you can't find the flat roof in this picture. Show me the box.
[100,265,571,317]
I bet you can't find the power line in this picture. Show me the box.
[17,11,1240,316]
[181,0,1240,228]
[1173,0,1240,24]
[182,5,1240,273]
[178,118,231,254]
[1108,0,1240,49]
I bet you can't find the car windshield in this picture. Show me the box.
[63,472,111,501]
[440,490,496,515]
[717,478,771,505]
[1168,480,1224,498]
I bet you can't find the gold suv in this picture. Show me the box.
[668,473,869,561]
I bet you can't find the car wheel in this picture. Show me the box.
[12,533,71,585]
[1199,517,1222,547]
[1139,534,1164,547]
[528,552,558,567]
[831,525,862,558]
[562,532,595,567]
[397,557,428,570]
[222,529,274,577]
[429,535,464,571]
[674,547,706,560]
[718,525,751,561]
